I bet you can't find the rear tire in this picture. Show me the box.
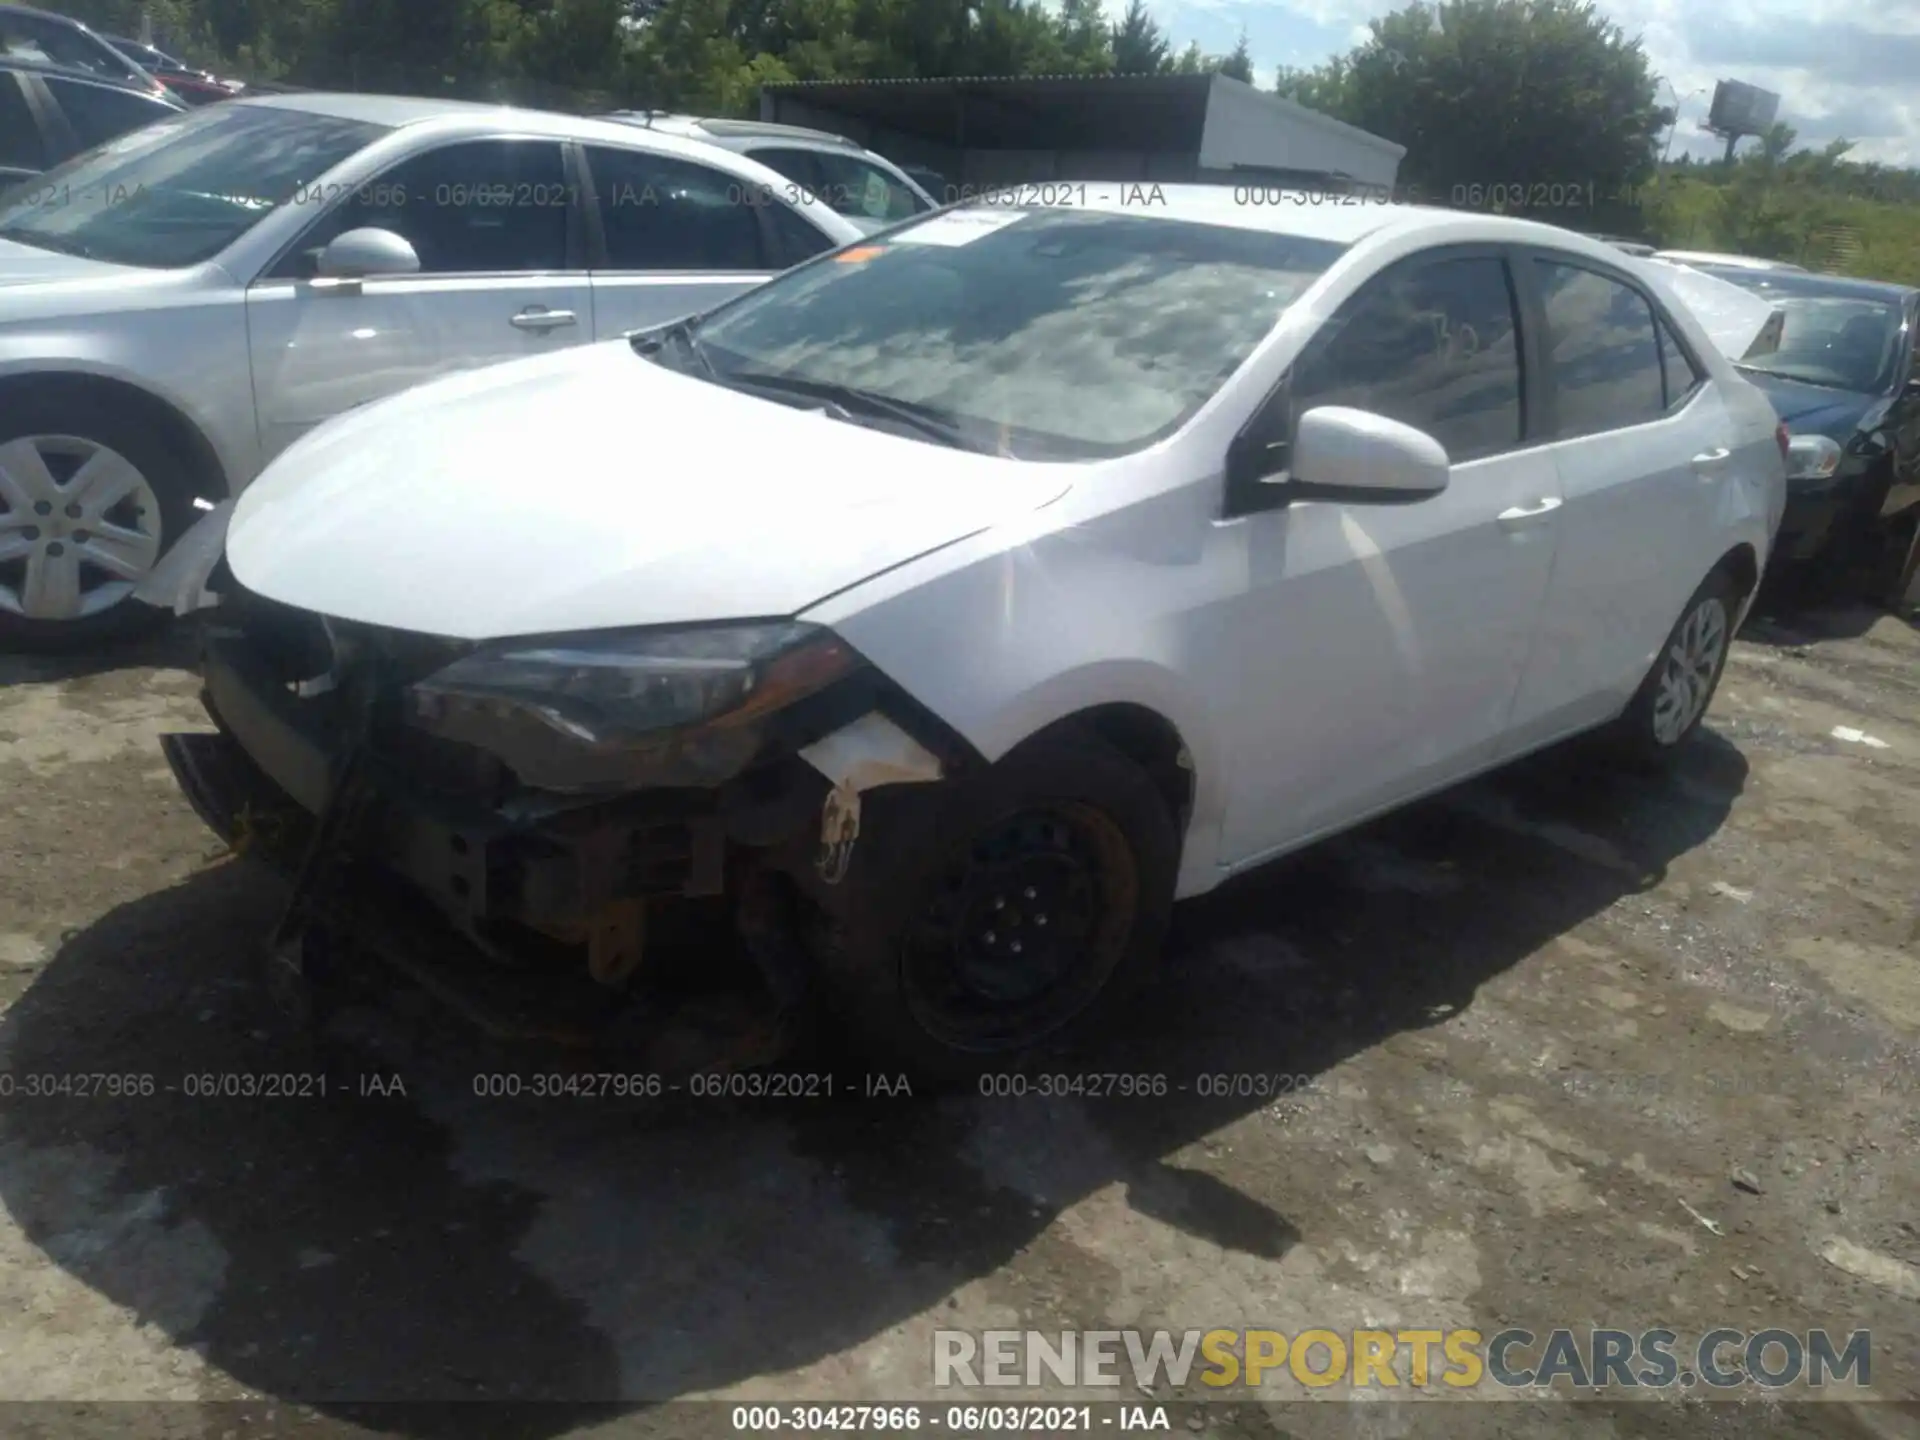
[812,734,1178,1088]
[0,397,192,653]
[1873,510,1920,614]
[1603,569,1742,768]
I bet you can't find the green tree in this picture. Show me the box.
[1274,55,1352,112]
[1109,0,1170,73]
[1284,0,1665,229]
[1217,29,1254,82]
[1054,0,1114,73]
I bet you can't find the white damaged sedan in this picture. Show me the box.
[152,188,1786,1078]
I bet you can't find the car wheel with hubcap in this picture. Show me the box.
[0,400,192,652]
[814,734,1178,1086]
[1605,568,1741,766]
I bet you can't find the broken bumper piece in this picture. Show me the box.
[162,618,961,1052]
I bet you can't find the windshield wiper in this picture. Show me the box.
[722,371,984,452]
[629,316,714,377]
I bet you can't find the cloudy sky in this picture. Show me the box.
[1140,0,1920,166]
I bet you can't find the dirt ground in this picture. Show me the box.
[0,591,1916,1440]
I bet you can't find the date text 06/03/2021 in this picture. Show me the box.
[729,1403,1165,1433]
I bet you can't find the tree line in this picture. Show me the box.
[54,0,1920,281]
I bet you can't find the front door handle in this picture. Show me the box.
[1692,446,1732,477]
[1497,496,1563,529]
[511,306,578,332]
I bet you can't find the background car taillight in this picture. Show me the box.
[1775,422,1791,462]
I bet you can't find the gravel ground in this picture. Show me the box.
[0,596,1916,1439]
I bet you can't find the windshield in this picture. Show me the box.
[1733,293,1904,393]
[683,206,1346,459]
[0,103,386,268]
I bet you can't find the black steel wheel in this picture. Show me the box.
[900,799,1139,1053]
[815,733,1178,1086]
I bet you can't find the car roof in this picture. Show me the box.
[607,112,865,150]
[1693,266,1918,303]
[233,91,783,150]
[1653,249,1804,271]
[0,51,180,97]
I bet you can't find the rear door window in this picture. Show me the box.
[1656,318,1703,410]
[584,145,768,271]
[1534,259,1665,438]
[0,73,47,173]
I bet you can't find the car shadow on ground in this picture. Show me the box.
[0,732,1748,1436]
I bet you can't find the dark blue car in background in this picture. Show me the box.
[1697,266,1920,605]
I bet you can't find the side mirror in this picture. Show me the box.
[314,227,420,282]
[1238,405,1449,508]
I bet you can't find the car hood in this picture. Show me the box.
[0,235,138,289]
[226,340,1076,641]
[1742,371,1878,442]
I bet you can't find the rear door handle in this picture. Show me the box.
[511,306,578,332]
[1692,446,1732,477]
[1497,496,1563,529]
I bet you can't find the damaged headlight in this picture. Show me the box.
[1784,434,1843,483]
[405,621,860,792]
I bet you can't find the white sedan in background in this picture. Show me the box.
[154,190,1787,1081]
[0,92,863,648]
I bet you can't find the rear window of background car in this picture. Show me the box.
[0,73,45,171]
[44,76,178,151]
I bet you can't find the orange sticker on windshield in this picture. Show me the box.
[835,245,886,263]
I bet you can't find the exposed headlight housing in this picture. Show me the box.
[405,621,860,792]
[1784,433,1843,483]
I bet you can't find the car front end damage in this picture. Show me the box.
[161,585,970,1062]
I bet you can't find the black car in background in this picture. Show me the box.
[0,3,167,97]
[0,55,185,189]
[1702,266,1920,603]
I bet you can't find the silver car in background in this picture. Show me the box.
[0,92,863,649]
[602,113,937,232]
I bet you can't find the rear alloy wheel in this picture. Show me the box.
[1650,591,1730,745]
[1605,569,1740,766]
[818,736,1178,1086]
[0,403,191,651]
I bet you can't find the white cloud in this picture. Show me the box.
[1144,0,1920,166]
[1605,0,1920,163]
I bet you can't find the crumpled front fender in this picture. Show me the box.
[134,499,233,615]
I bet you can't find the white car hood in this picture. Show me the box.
[227,339,1074,640]
[0,236,137,289]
